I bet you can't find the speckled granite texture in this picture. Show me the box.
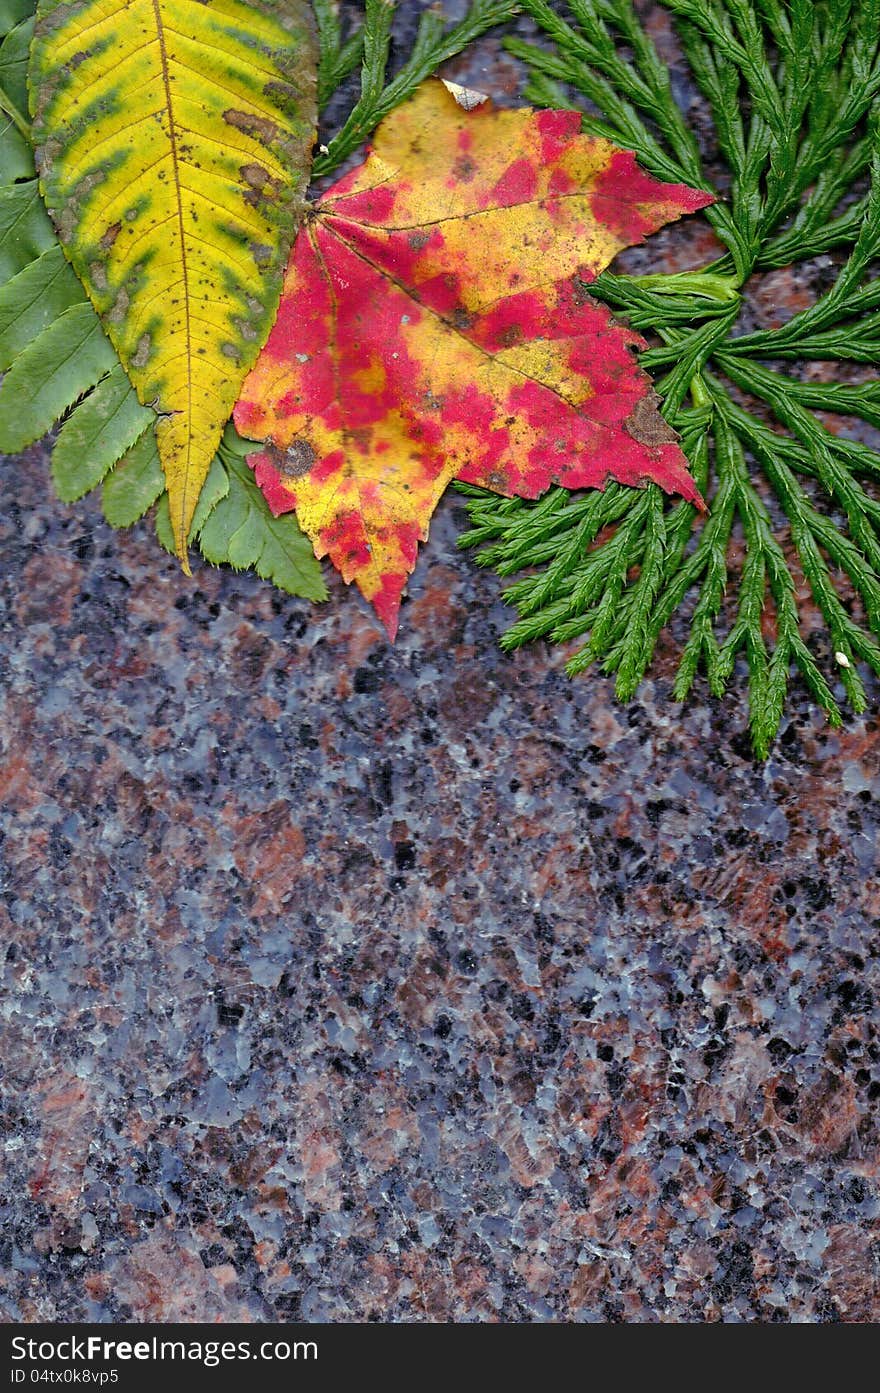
[2,2,880,1325]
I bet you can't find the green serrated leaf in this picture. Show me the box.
[0,244,83,371]
[0,0,33,35]
[101,427,164,528]
[199,453,327,601]
[0,300,116,452]
[51,362,155,502]
[0,16,32,114]
[224,508,266,570]
[0,112,31,181]
[192,463,250,561]
[0,179,55,282]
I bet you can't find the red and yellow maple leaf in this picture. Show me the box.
[234,81,713,638]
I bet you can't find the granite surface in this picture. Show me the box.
[2,2,880,1325]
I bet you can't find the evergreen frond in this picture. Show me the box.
[459,0,880,756]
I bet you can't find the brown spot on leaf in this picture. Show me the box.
[108,285,130,325]
[241,162,282,208]
[284,439,317,477]
[131,333,151,369]
[240,162,270,189]
[572,275,598,306]
[100,221,121,250]
[268,438,316,479]
[223,108,279,145]
[624,391,679,447]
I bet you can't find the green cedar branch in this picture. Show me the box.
[460,0,880,756]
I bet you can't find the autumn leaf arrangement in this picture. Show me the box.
[1,0,707,612]
[1,1,879,758]
[0,0,527,594]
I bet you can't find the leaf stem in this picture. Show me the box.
[0,82,31,142]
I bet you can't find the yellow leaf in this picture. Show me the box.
[29,0,317,560]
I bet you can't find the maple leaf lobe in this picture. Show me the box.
[235,80,714,638]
